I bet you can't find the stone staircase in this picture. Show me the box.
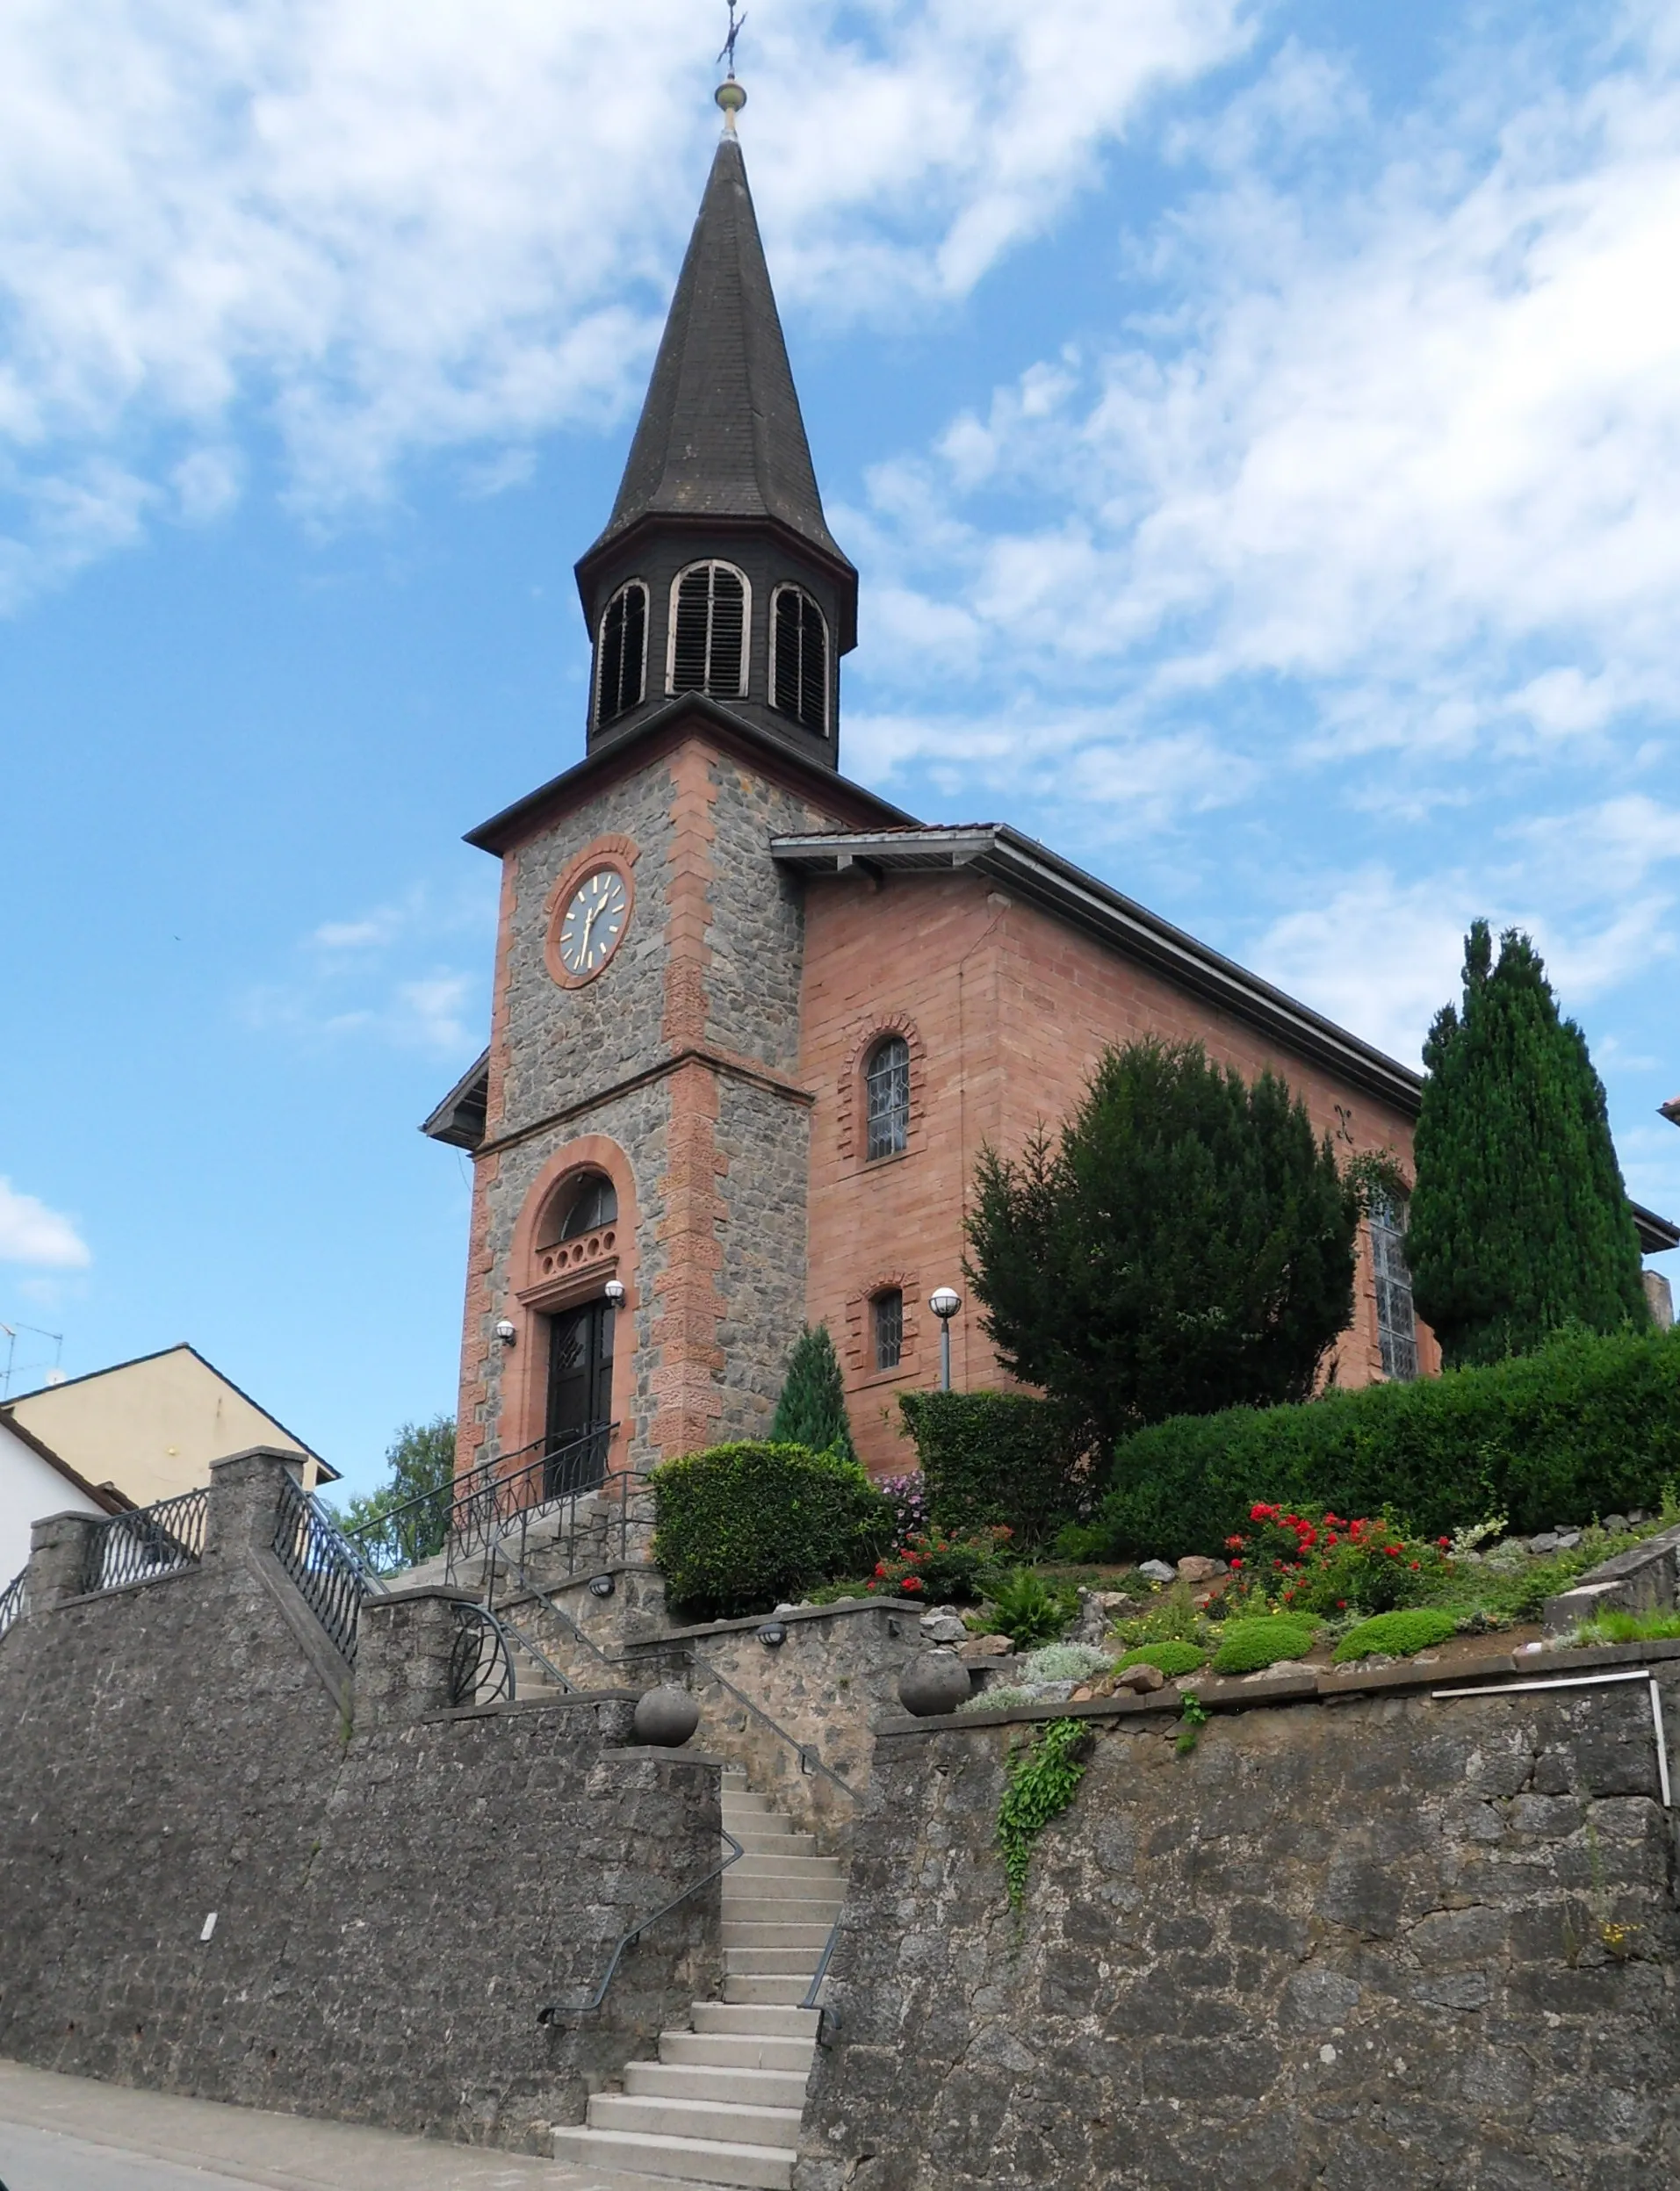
[552,1768,843,2187]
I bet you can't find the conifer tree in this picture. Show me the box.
[769,1324,859,1462]
[1408,921,1649,1367]
[967,1038,1360,1453]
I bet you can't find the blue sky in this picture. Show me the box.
[3,0,1676,1496]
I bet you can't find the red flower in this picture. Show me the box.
[1225,1535,1245,1552]
[1229,1558,1244,1570]
[1337,1599,1347,1609]
[1325,1532,1339,1546]
[1384,1546,1402,1558]
[1437,1538,1452,1550]
[1410,1561,1421,1571]
[903,1575,925,1592]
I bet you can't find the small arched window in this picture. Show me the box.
[669,561,748,698]
[865,1036,911,1161]
[771,586,829,733]
[872,1288,905,1372]
[595,581,648,727]
[538,1171,619,1250]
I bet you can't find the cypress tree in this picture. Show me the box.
[967,1038,1360,1453]
[769,1324,859,1462]
[1408,920,1648,1367]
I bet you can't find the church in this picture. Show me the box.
[423,98,1678,1485]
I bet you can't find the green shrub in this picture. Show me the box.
[770,1324,859,1461]
[1018,1642,1112,1684]
[651,1442,892,1621]
[868,1525,1013,1604]
[971,1568,1079,1648]
[958,1683,1036,1714]
[1332,1608,1459,1662]
[1097,1326,1680,1557]
[899,1390,1087,1548]
[1115,1640,1208,1677]
[1211,1616,1319,1675]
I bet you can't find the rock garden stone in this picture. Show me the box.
[1527,1532,1561,1556]
[1176,1555,1229,1582]
[1137,1559,1177,1584]
[958,1632,1013,1661]
[1554,1531,1583,1550]
[1115,1662,1165,1694]
[898,1651,974,1719]
[1604,1515,1629,1534]
[919,1614,969,1646]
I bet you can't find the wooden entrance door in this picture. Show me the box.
[544,1299,614,1496]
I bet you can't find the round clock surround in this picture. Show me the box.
[545,854,635,988]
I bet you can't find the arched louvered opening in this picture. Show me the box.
[771,586,829,733]
[595,581,648,726]
[669,561,749,697]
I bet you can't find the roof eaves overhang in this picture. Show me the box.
[1633,1204,1680,1255]
[773,824,1426,1114]
[422,1048,491,1150]
[465,694,919,855]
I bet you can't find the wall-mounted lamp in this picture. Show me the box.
[757,1621,788,1648]
[588,1574,616,1599]
[603,1279,627,1308]
[928,1287,962,1391]
[494,1319,517,1346]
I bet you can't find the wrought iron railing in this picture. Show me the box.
[83,1488,208,1596]
[338,1423,620,1584]
[449,1600,517,1706]
[0,1567,27,1641]
[688,1657,865,1805]
[272,1474,365,1662]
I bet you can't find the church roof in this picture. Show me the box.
[581,133,851,575]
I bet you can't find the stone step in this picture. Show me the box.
[552,2124,792,2190]
[660,2031,817,2074]
[625,2061,811,2109]
[726,1857,845,1884]
[728,1830,818,1856]
[587,2093,804,2151]
[723,1974,813,2007]
[725,1947,825,1976]
[721,1791,775,1816]
[691,2002,820,2039]
[720,1895,844,1922]
[722,1922,835,1951]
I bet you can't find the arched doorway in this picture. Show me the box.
[536,1171,619,1496]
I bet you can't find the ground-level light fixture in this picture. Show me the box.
[494,1318,517,1345]
[757,1621,788,1648]
[928,1287,963,1391]
[588,1574,616,1599]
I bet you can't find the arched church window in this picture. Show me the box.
[669,561,749,698]
[771,586,829,733]
[537,1171,619,1250]
[595,581,648,726]
[865,1036,911,1160]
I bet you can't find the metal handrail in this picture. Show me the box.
[449,1600,518,1707]
[801,1911,845,2031]
[689,1658,864,1805]
[0,1567,27,1641]
[273,1474,366,1661]
[82,1488,207,1595]
[539,1827,745,2022]
[489,1607,579,1694]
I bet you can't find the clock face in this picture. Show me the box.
[557,867,630,978]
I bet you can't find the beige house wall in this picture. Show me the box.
[6,1348,318,1510]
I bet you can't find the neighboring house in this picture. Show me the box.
[2,1344,335,1515]
[0,1413,127,1586]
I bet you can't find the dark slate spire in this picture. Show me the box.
[585,133,852,577]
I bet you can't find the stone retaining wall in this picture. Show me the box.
[0,1452,719,2153]
[795,1648,1680,2190]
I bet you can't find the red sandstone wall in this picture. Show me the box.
[798,868,1440,1477]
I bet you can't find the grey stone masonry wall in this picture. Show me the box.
[703,754,834,1071]
[0,1452,721,2155]
[796,1647,1680,2191]
[716,1072,812,1440]
[621,1600,925,1851]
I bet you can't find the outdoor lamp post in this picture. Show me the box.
[928,1287,962,1392]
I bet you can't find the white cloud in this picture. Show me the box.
[0,1178,91,1269]
[0,0,1245,604]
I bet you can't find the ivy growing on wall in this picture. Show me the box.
[996,1718,1092,1907]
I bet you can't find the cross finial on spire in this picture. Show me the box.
[715,3,747,133]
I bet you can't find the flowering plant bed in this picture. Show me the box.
[1222,1503,1453,1617]
[866,1524,1013,1602]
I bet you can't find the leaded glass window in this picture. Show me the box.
[1369,1191,1419,1381]
[873,1289,904,1372]
[670,561,747,696]
[595,581,648,725]
[865,1036,910,1160]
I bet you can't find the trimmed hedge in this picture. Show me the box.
[650,1442,893,1622]
[1100,1325,1680,1559]
[898,1390,1086,1547]
[1211,1616,1319,1675]
[1333,1609,1458,1663]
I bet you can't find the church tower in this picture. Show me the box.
[434,84,909,1489]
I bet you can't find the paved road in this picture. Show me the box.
[0,2061,680,2191]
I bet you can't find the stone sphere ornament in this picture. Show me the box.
[898,1651,972,1719]
[633,1686,701,1748]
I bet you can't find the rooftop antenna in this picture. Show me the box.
[716,2,747,133]
[0,1320,65,1401]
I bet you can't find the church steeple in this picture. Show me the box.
[575,89,858,769]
